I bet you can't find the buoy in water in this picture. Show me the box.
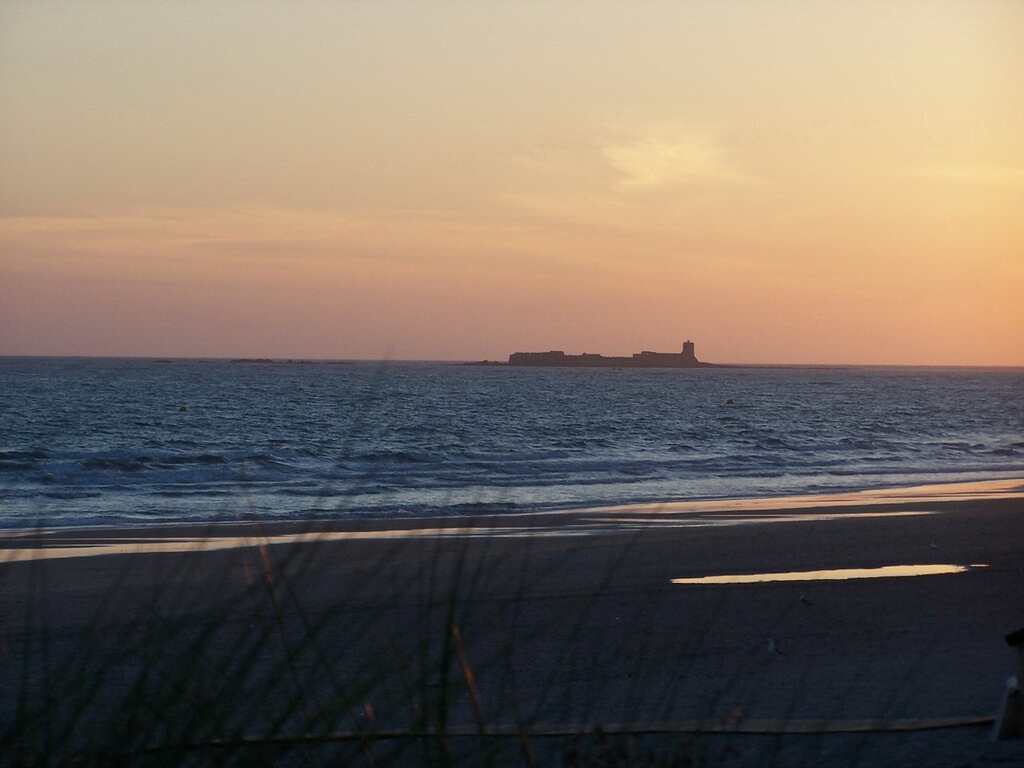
[179,406,187,412]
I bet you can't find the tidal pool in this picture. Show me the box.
[671,563,988,585]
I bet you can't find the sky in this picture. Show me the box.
[1,1,1022,365]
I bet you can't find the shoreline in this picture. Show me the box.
[1,478,1021,560]
[1,478,1022,764]
[4,354,1023,369]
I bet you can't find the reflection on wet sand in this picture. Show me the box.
[0,510,941,562]
[583,510,936,527]
[578,478,1024,518]
[672,564,988,585]
[1,478,1020,563]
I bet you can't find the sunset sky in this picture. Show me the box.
[2,1,1021,365]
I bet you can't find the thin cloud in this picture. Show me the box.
[602,127,757,188]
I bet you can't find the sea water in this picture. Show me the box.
[0,358,1021,528]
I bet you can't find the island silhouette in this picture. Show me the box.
[507,341,715,368]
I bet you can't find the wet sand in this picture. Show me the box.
[1,482,1023,766]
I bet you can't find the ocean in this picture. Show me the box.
[1,357,1022,529]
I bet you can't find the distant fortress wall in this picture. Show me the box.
[508,341,713,368]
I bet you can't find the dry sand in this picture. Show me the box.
[1,482,1023,766]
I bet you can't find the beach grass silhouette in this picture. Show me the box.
[0,511,694,766]
[2,494,1018,767]
[1,389,1021,768]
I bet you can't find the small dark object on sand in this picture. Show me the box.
[991,627,1024,740]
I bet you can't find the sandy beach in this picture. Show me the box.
[2,482,1023,766]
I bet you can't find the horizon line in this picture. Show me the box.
[1,354,1022,370]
